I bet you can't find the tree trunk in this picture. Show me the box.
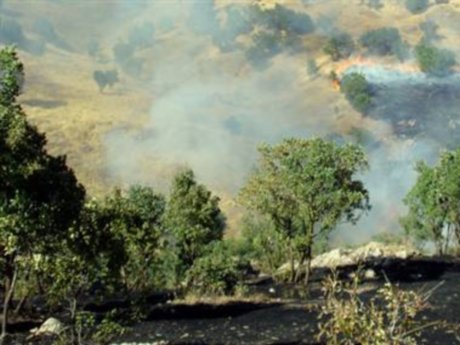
[1,265,18,344]
[304,247,312,286]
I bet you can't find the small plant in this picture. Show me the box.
[317,272,442,345]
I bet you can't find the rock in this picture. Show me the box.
[276,242,420,276]
[364,268,376,280]
[30,317,64,336]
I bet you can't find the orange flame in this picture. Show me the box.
[335,55,420,77]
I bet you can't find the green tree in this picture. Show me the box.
[323,33,355,61]
[93,69,119,93]
[165,169,225,281]
[105,186,166,292]
[0,47,85,342]
[359,27,404,58]
[402,149,460,255]
[415,42,455,76]
[341,73,373,113]
[239,138,370,284]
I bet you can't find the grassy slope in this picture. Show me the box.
[5,0,459,235]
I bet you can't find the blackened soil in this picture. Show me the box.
[11,257,460,345]
[115,257,460,345]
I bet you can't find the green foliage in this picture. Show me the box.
[341,73,373,113]
[405,0,429,14]
[359,27,404,58]
[239,138,370,283]
[415,42,455,76]
[166,169,225,276]
[323,33,355,61]
[402,149,460,254]
[0,46,85,339]
[93,70,119,92]
[185,242,243,296]
[240,213,292,275]
[318,273,434,345]
[253,4,314,35]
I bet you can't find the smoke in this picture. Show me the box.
[7,0,460,243]
[103,1,460,243]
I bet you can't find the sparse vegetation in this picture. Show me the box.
[318,272,438,345]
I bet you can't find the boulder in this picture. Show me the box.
[30,317,64,336]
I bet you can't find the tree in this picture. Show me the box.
[239,138,370,284]
[323,33,355,61]
[359,27,404,58]
[165,169,225,280]
[341,73,373,113]
[103,186,166,292]
[402,149,460,255]
[415,42,455,76]
[93,69,119,93]
[405,0,429,14]
[0,47,85,342]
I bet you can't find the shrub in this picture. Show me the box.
[93,69,119,92]
[324,33,355,61]
[317,272,439,345]
[405,0,429,14]
[185,243,243,296]
[359,27,403,57]
[415,42,455,76]
[341,73,373,113]
[253,4,314,35]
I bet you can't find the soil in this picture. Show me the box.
[17,257,456,345]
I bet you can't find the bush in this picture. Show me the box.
[323,33,355,61]
[93,69,119,92]
[317,272,438,345]
[185,242,244,296]
[405,0,429,14]
[415,42,455,76]
[359,27,403,57]
[252,4,314,35]
[341,73,373,113]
